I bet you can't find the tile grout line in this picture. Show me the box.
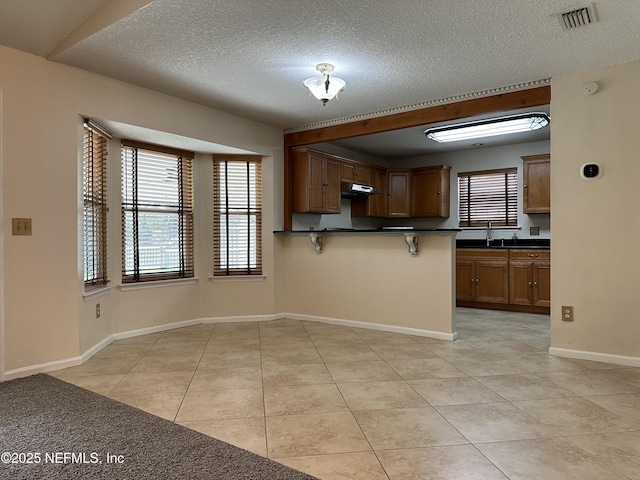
[301,320,392,478]
[170,323,217,424]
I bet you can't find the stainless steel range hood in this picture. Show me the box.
[341,181,378,199]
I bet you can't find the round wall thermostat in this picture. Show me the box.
[580,162,602,180]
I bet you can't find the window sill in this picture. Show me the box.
[83,284,113,301]
[209,275,266,283]
[460,226,521,230]
[119,277,200,291]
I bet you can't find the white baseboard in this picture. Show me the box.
[199,313,283,325]
[4,356,85,381]
[282,312,458,341]
[549,347,640,367]
[2,312,455,380]
[112,318,204,340]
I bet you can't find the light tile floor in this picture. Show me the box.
[50,308,640,479]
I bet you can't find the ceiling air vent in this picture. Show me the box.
[557,3,599,31]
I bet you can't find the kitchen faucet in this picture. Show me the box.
[486,220,492,246]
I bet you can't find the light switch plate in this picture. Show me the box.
[12,218,32,235]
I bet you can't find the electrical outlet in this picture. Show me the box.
[530,226,540,236]
[96,303,101,318]
[562,306,574,322]
[12,218,32,235]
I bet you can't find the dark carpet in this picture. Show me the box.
[0,374,318,479]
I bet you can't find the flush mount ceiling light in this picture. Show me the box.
[303,63,346,106]
[425,113,550,143]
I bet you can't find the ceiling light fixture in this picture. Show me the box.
[303,63,346,106]
[425,113,550,143]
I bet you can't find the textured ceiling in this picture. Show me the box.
[0,0,107,57]
[1,0,639,137]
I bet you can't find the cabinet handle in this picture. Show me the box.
[528,281,533,286]
[534,281,538,286]
[475,278,479,283]
[524,184,528,188]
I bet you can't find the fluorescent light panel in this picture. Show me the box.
[425,113,550,143]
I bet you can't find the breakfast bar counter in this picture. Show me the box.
[274,229,459,340]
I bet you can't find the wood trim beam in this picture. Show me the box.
[284,86,550,147]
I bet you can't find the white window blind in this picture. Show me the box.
[213,156,262,275]
[458,168,518,227]
[121,140,194,283]
[83,119,111,289]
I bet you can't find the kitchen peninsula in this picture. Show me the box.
[274,228,459,340]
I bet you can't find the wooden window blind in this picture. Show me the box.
[83,119,111,289]
[213,155,262,276]
[121,140,194,283]
[458,168,518,227]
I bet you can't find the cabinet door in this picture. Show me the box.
[533,262,551,307]
[475,261,509,303]
[292,148,342,214]
[351,167,387,218]
[456,260,475,301]
[365,167,381,217]
[308,152,327,212]
[509,261,534,305]
[341,161,356,182]
[342,161,369,184]
[387,170,411,217]
[354,164,369,184]
[522,154,550,213]
[410,165,450,217]
[325,158,342,213]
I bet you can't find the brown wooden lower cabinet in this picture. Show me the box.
[456,249,509,305]
[457,248,550,314]
[509,250,551,308]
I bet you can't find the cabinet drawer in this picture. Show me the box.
[509,249,550,261]
[457,249,509,261]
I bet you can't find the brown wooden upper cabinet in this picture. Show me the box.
[387,166,451,218]
[411,165,451,217]
[291,147,341,214]
[351,166,387,218]
[522,154,550,213]
[387,170,412,217]
[342,160,370,184]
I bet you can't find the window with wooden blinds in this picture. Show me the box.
[213,156,262,276]
[121,140,194,283]
[83,119,111,289]
[458,168,518,227]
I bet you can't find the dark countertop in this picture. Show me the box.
[457,239,550,249]
[274,228,461,234]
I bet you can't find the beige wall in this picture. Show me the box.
[3,42,639,377]
[551,59,640,358]
[277,234,456,336]
[0,45,283,375]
